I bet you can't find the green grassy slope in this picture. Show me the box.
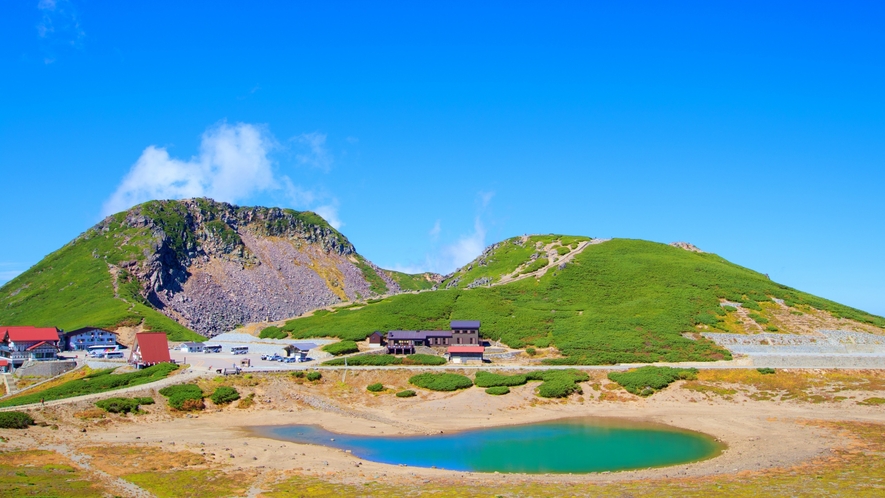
[0,211,203,341]
[384,270,437,291]
[274,239,885,365]
[440,234,591,289]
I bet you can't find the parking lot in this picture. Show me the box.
[168,347,326,373]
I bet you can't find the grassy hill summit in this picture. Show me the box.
[267,236,885,365]
[0,198,433,341]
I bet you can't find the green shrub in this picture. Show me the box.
[401,354,446,366]
[474,371,527,388]
[722,305,737,312]
[159,384,204,411]
[525,347,537,356]
[259,326,287,339]
[742,300,762,311]
[748,313,769,324]
[291,371,305,378]
[135,397,155,405]
[765,325,779,332]
[306,372,322,381]
[756,367,776,375]
[322,341,359,356]
[396,390,416,398]
[556,246,571,256]
[607,366,698,396]
[485,386,511,395]
[0,412,34,429]
[0,363,179,408]
[324,354,444,366]
[409,373,473,392]
[95,397,147,414]
[694,313,719,326]
[537,378,583,398]
[367,383,384,392]
[210,386,240,405]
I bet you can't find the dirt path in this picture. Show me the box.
[46,443,155,498]
[495,238,606,286]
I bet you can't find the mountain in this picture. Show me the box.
[269,235,885,365]
[0,198,436,340]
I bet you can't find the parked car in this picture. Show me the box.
[282,357,297,363]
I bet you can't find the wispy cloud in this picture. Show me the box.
[102,122,343,228]
[37,0,85,64]
[391,193,493,275]
[294,132,332,171]
[314,204,343,230]
[429,220,441,241]
[0,263,25,286]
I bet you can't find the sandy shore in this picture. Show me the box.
[4,369,885,494]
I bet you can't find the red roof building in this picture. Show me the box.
[447,345,485,364]
[129,332,171,367]
[0,326,60,364]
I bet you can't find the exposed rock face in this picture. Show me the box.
[91,198,402,337]
[670,241,704,253]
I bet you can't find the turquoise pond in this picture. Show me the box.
[252,418,724,473]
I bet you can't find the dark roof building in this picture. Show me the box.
[450,320,481,329]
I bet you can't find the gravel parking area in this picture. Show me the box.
[703,330,885,368]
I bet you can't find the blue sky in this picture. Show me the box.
[1,1,883,315]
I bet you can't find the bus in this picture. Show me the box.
[203,345,222,354]
[230,346,249,355]
[87,345,121,358]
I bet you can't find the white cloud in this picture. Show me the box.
[314,204,343,230]
[391,216,488,276]
[440,218,487,271]
[102,122,279,215]
[294,132,332,171]
[429,220,441,241]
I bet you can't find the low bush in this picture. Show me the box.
[0,412,34,429]
[765,325,779,332]
[742,300,762,311]
[324,354,443,366]
[322,341,359,356]
[210,386,240,405]
[526,347,537,356]
[306,372,322,381]
[474,371,527,388]
[401,354,446,366]
[259,326,288,339]
[607,366,698,396]
[537,378,582,398]
[0,363,179,408]
[722,305,737,312]
[95,397,149,414]
[409,373,473,392]
[159,384,204,411]
[556,245,571,255]
[396,390,416,398]
[748,313,769,324]
[135,397,155,405]
[291,371,305,378]
[485,386,511,395]
[366,383,384,392]
[237,393,255,409]
[757,367,776,375]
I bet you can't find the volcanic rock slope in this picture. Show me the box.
[0,198,435,339]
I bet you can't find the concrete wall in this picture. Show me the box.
[14,360,77,378]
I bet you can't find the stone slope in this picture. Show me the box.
[0,198,427,338]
